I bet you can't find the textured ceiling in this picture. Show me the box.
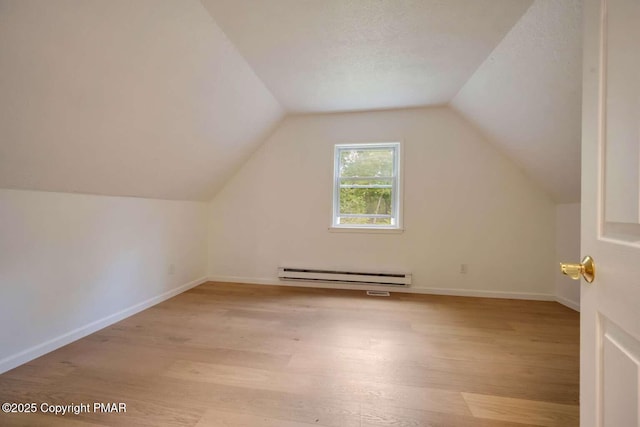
[0,0,582,204]
[200,0,533,113]
[452,0,583,203]
[0,0,283,200]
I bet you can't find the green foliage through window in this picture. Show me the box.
[333,143,400,228]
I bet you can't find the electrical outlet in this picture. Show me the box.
[168,263,175,275]
[460,264,468,274]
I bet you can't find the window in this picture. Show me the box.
[332,142,401,229]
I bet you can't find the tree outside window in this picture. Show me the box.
[333,143,401,229]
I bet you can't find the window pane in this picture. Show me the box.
[339,148,393,178]
[339,217,392,225]
[339,188,392,215]
[333,143,400,229]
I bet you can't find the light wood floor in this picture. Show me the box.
[0,282,579,426]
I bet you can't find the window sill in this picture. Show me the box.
[328,226,405,234]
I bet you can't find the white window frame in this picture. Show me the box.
[331,142,402,231]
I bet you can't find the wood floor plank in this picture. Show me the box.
[0,282,580,427]
[286,346,578,405]
[463,392,579,426]
[163,359,471,416]
[38,366,363,427]
[194,409,327,427]
[0,413,108,427]
[360,403,541,427]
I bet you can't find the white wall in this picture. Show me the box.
[555,203,581,310]
[207,107,556,298]
[0,189,207,373]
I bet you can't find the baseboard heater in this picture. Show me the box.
[277,267,411,286]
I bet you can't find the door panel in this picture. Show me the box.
[582,0,640,426]
[602,318,640,427]
[603,0,640,226]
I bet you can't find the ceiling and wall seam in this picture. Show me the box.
[451,0,583,203]
[0,0,285,201]
[0,0,580,205]
[200,0,533,113]
[205,114,287,202]
[448,108,556,203]
[198,0,286,114]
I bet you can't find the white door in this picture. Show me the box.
[581,0,640,426]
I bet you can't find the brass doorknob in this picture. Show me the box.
[560,255,596,283]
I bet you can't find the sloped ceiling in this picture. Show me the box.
[202,0,581,202]
[200,0,533,113]
[452,0,583,203]
[0,0,582,203]
[0,0,284,200]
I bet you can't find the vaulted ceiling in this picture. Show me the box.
[0,0,283,200]
[452,0,583,203]
[0,0,582,202]
[200,0,532,113]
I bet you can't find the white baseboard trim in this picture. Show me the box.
[0,276,208,375]
[207,275,555,301]
[555,295,580,312]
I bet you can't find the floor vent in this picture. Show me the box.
[278,267,411,286]
[366,290,390,297]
